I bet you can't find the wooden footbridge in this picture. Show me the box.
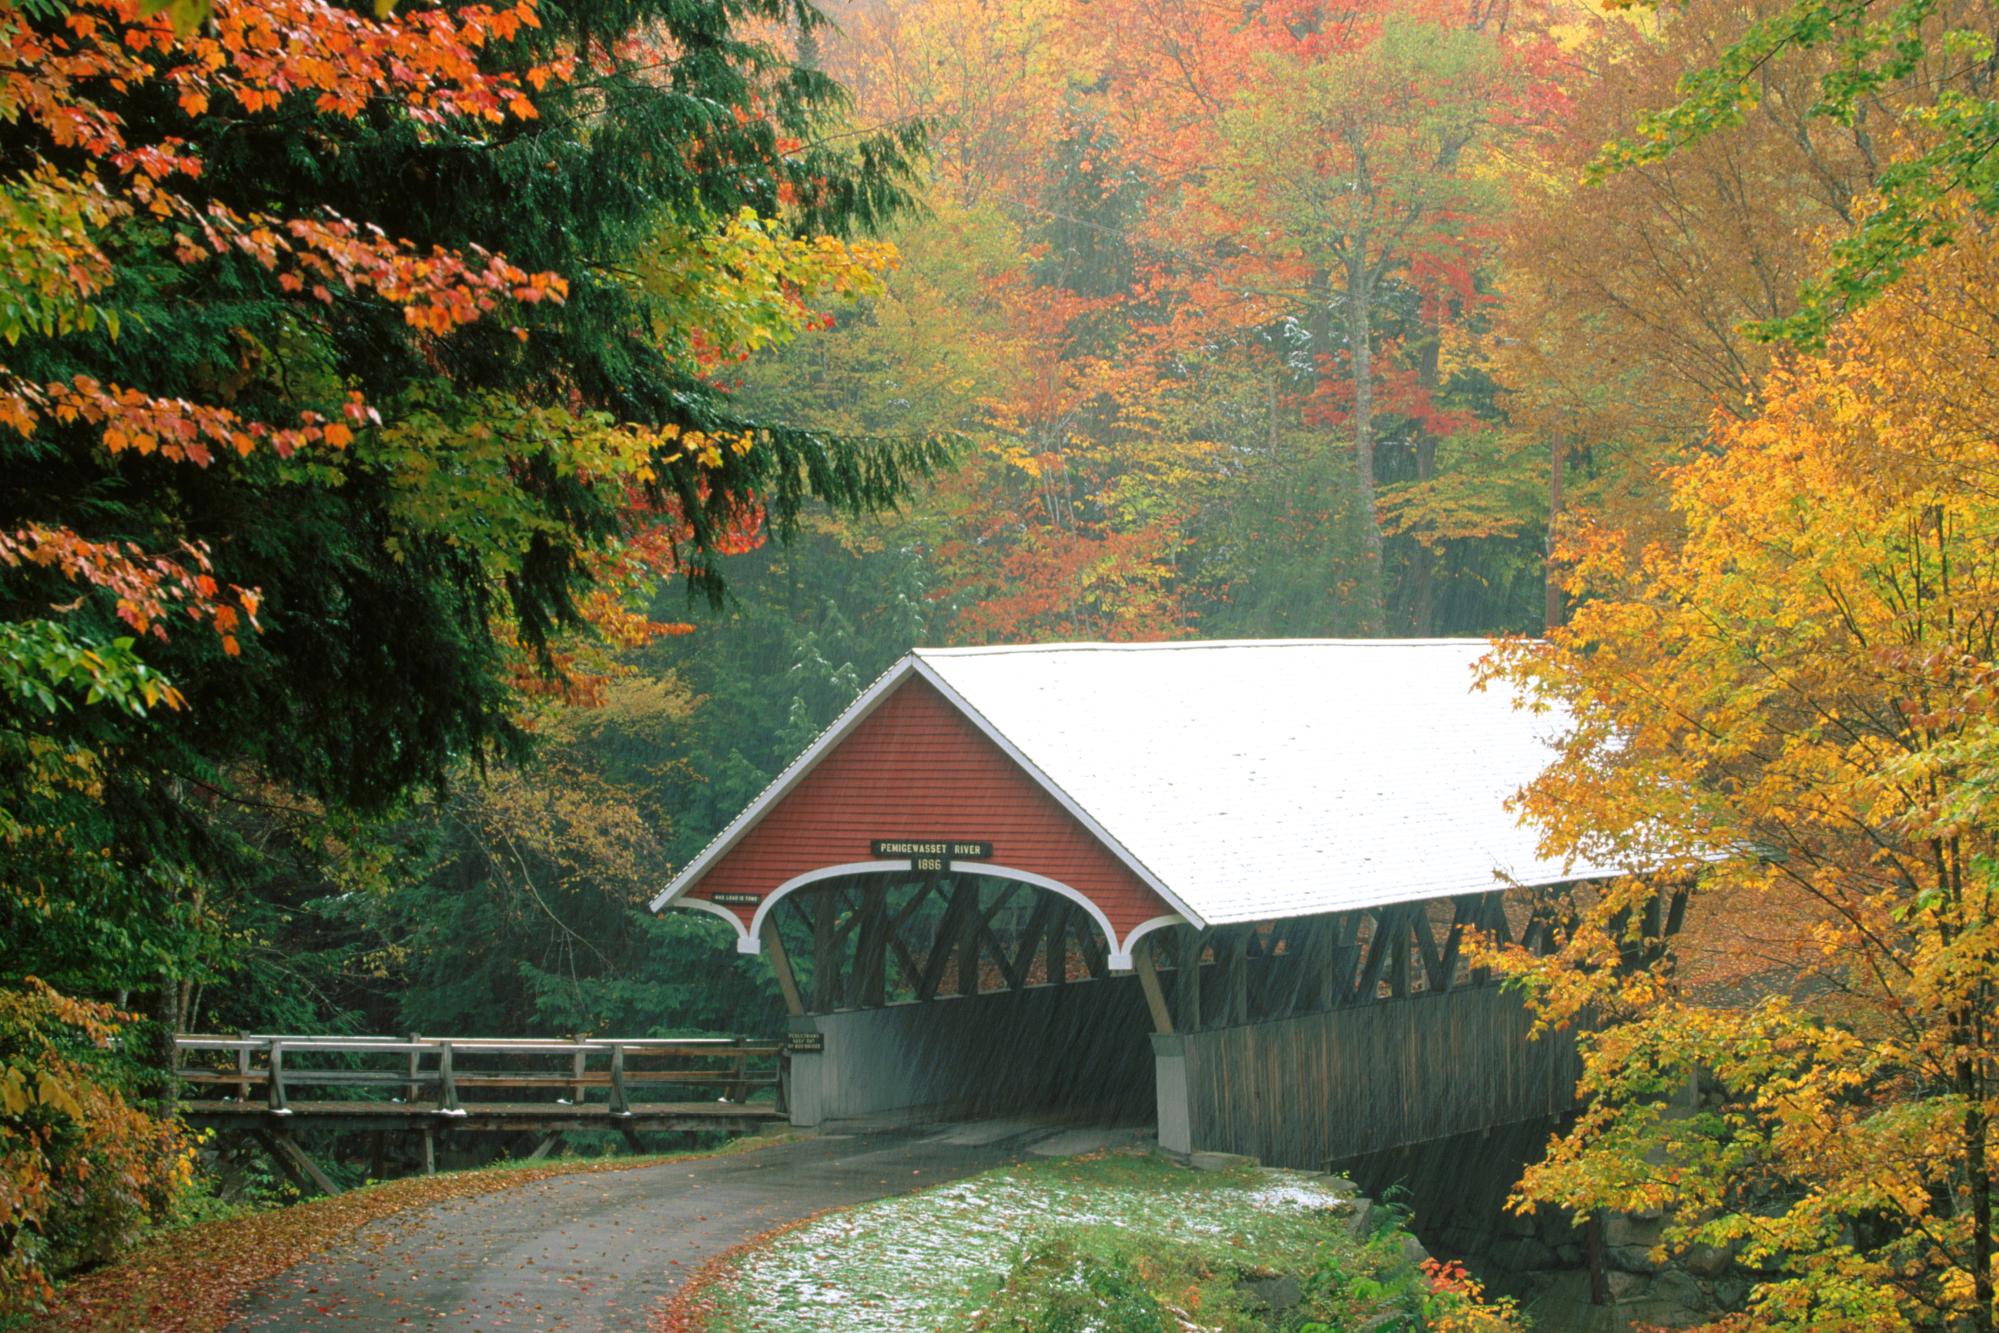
[174,1033,785,1195]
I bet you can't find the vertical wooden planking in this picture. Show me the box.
[267,1040,287,1113]
[1179,984,1583,1167]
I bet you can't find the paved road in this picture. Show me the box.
[230,1119,1137,1331]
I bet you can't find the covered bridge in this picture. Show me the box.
[652,639,1669,1168]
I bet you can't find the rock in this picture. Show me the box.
[1188,1150,1258,1172]
[1537,1217,1580,1247]
[1712,1277,1752,1310]
[1554,1243,1583,1266]
[1400,1234,1432,1266]
[1650,1268,1712,1313]
[1236,1272,1303,1311]
[1503,1210,1540,1237]
[1683,1242,1732,1277]
[1620,1295,1706,1328]
[1517,1270,1607,1331]
[1605,1213,1665,1250]
[1486,1237,1557,1271]
[1610,1244,1666,1274]
[1344,1200,1387,1239]
[1607,1269,1649,1301]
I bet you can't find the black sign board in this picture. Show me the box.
[870,839,994,873]
[709,892,761,907]
[786,1032,825,1054]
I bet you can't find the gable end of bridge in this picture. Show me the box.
[652,665,1187,969]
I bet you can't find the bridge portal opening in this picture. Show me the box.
[765,872,1157,1126]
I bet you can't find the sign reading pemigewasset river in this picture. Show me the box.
[871,839,994,872]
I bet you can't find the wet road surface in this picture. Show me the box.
[229,1119,1137,1331]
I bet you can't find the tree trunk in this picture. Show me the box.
[1962,1029,1995,1333]
[1969,1094,1994,1333]
[1546,433,1566,631]
[1407,328,1442,634]
[149,975,182,1103]
[1345,252,1385,633]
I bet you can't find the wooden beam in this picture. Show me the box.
[1641,889,1666,964]
[885,926,924,997]
[1434,899,1470,992]
[267,1039,288,1113]
[437,1042,460,1111]
[878,882,938,997]
[812,886,868,956]
[812,887,840,1011]
[1246,923,1277,1017]
[1665,885,1691,937]
[1078,922,1111,980]
[1278,916,1329,1018]
[890,879,938,934]
[786,894,815,935]
[1349,906,1401,1005]
[850,882,889,1009]
[608,1044,629,1114]
[1045,903,1070,986]
[1004,895,1057,990]
[253,1128,343,1198]
[1470,893,1505,984]
[1178,929,1209,1029]
[761,919,805,1018]
[1227,929,1250,1024]
[960,882,1023,995]
[1322,914,1359,1011]
[958,881,984,996]
[1134,935,1174,1035]
[916,877,976,1001]
[1412,907,1447,993]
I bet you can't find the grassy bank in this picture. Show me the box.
[665,1149,1469,1332]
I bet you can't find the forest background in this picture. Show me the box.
[6,0,1999,1318]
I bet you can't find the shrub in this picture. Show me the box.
[0,981,192,1314]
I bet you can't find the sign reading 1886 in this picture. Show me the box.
[871,839,994,873]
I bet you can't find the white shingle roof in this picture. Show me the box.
[654,638,1620,929]
[912,639,1616,925]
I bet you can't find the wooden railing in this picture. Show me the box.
[173,1034,786,1117]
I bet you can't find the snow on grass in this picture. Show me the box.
[694,1151,1353,1333]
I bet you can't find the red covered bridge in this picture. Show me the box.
[653,639,1682,1166]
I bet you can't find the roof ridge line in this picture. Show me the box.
[917,637,1507,656]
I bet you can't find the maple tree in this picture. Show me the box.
[1596,0,1999,345]
[1486,0,1975,578]
[786,0,1563,644]
[1192,6,1529,630]
[1483,223,1999,1330]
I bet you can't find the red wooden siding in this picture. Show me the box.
[683,676,1175,944]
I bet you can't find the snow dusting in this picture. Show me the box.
[698,1154,1350,1332]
